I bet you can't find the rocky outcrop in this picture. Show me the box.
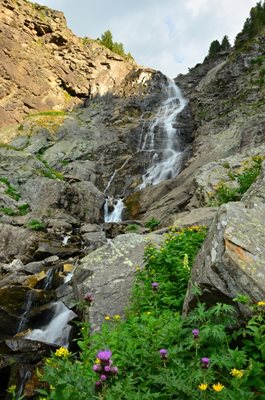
[76,233,163,330]
[183,161,265,318]
[0,0,156,127]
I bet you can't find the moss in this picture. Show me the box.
[125,192,141,218]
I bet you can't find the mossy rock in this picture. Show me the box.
[124,191,141,219]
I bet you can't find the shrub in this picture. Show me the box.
[144,217,160,231]
[26,219,47,231]
[126,224,140,233]
[0,178,21,201]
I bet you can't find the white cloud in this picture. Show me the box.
[37,0,257,77]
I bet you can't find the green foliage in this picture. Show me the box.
[0,204,30,217]
[144,217,160,231]
[39,227,265,400]
[125,224,140,233]
[220,35,231,50]
[98,30,134,60]
[36,156,64,180]
[0,177,21,201]
[235,1,265,48]
[26,219,47,231]
[207,39,221,59]
[29,110,66,118]
[208,156,263,206]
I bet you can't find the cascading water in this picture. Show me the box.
[25,301,76,347]
[138,79,187,189]
[104,196,125,223]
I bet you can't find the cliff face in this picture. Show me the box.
[0,0,155,127]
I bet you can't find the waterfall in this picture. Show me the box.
[17,291,35,334]
[104,196,125,223]
[138,79,187,189]
[25,301,76,347]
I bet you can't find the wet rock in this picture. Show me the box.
[33,240,81,260]
[78,233,163,331]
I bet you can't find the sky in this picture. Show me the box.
[37,0,257,78]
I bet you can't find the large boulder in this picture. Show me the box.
[183,200,265,319]
[76,233,163,330]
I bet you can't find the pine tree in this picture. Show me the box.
[220,35,231,50]
[208,40,221,59]
[100,30,113,51]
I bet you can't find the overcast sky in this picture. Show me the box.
[37,0,256,78]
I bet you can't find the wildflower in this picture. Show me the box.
[152,282,159,290]
[54,347,71,358]
[100,374,107,381]
[201,357,210,368]
[230,368,244,379]
[97,350,112,362]
[104,315,111,321]
[50,385,55,390]
[183,254,189,270]
[104,365,111,372]
[145,311,152,315]
[257,301,265,307]
[192,329,200,338]
[93,364,102,372]
[111,366,118,374]
[212,383,224,392]
[198,383,208,391]
[159,349,168,359]
[113,314,121,321]
[95,381,102,391]
[84,292,93,302]
[95,357,101,364]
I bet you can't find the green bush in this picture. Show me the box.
[144,217,160,231]
[126,224,140,233]
[26,219,47,231]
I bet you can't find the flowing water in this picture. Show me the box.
[104,197,125,223]
[138,79,187,189]
[25,301,76,347]
[17,291,35,334]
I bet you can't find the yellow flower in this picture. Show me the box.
[95,357,101,364]
[104,315,111,320]
[198,383,208,391]
[230,368,244,378]
[54,347,71,358]
[212,383,224,392]
[113,314,121,321]
[145,311,152,315]
[50,385,55,390]
[257,301,265,307]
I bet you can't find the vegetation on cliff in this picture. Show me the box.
[235,0,265,48]
[98,30,134,59]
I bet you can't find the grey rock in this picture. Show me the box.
[183,201,265,319]
[78,233,163,330]
[171,207,218,228]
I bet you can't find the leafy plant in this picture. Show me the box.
[26,219,47,231]
[126,224,140,233]
[0,177,21,201]
[0,207,16,216]
[144,217,160,231]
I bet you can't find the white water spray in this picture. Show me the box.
[25,301,76,347]
[104,197,125,223]
[138,79,187,189]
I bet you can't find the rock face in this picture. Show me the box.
[183,162,265,318]
[0,0,155,127]
[77,233,163,331]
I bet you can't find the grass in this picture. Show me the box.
[0,178,21,201]
[26,219,47,231]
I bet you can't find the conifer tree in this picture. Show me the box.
[100,30,113,51]
[208,40,221,58]
[220,35,231,50]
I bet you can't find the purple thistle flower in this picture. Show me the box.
[192,329,200,338]
[100,374,107,381]
[93,364,102,372]
[84,292,93,302]
[201,357,210,368]
[95,381,102,391]
[97,350,112,362]
[152,282,159,290]
[111,366,118,374]
[104,365,111,372]
[159,349,168,359]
